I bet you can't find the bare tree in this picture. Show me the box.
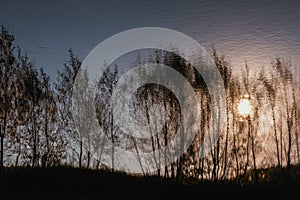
[95,66,119,171]
[55,49,80,167]
[0,25,17,170]
[272,59,294,168]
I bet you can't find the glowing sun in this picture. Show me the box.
[238,99,252,116]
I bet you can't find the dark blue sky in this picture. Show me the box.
[1,0,300,80]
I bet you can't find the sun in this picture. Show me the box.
[238,98,252,116]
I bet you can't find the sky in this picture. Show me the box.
[1,0,300,81]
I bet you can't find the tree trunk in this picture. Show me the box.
[284,90,292,169]
[171,162,175,179]
[287,120,292,168]
[279,116,283,167]
[244,122,250,176]
[156,135,161,177]
[15,139,21,167]
[222,102,230,179]
[176,115,185,181]
[271,105,281,167]
[249,119,257,182]
[79,140,83,168]
[110,111,114,173]
[163,100,169,178]
[32,123,37,167]
[0,135,3,171]
[232,112,239,178]
[133,137,145,176]
[87,150,90,169]
[96,160,100,170]
[45,109,49,167]
[291,87,299,163]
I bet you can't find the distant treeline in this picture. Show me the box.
[0,25,299,183]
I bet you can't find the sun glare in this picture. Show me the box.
[238,99,252,116]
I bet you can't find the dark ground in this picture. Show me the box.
[0,166,299,200]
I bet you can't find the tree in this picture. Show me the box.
[212,49,233,180]
[258,69,281,167]
[55,49,80,167]
[12,50,33,166]
[21,60,42,167]
[95,66,119,171]
[39,68,66,167]
[0,25,17,170]
[272,58,294,168]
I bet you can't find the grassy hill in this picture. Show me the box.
[0,165,299,200]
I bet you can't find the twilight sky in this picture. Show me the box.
[1,0,300,80]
